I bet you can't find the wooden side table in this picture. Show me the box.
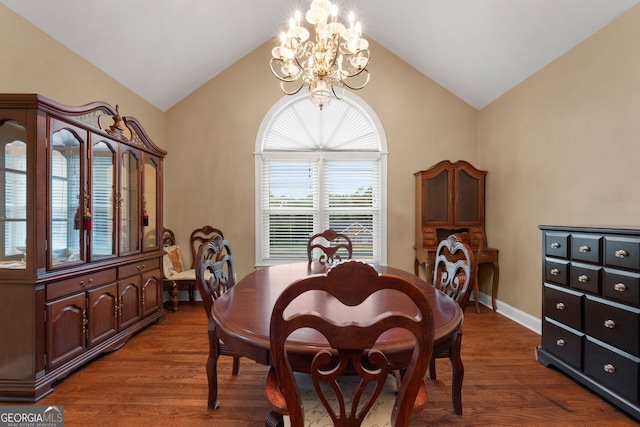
[415,245,499,311]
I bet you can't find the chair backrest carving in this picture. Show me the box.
[162,228,176,247]
[269,261,434,426]
[432,233,476,312]
[189,226,224,269]
[307,229,353,263]
[195,235,235,321]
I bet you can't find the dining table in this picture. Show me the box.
[211,261,464,395]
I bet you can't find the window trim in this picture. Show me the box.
[255,93,388,268]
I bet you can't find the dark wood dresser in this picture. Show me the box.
[538,225,640,420]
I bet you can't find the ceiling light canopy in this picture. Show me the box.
[270,0,370,110]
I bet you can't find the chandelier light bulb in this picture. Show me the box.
[269,0,371,109]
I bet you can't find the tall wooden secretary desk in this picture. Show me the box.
[414,160,499,310]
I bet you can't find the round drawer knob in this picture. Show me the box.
[578,275,589,283]
[579,245,590,253]
[604,319,616,329]
[551,242,561,249]
[603,364,616,374]
[614,283,627,292]
[550,268,560,276]
[556,339,566,347]
[555,302,566,310]
[615,249,628,258]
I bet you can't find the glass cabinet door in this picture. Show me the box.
[90,140,116,260]
[120,148,139,254]
[50,122,85,267]
[142,157,158,250]
[0,120,27,269]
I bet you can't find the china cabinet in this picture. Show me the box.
[538,225,640,420]
[413,160,499,310]
[0,94,166,401]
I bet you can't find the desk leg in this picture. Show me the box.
[491,261,499,311]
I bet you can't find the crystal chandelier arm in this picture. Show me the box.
[341,69,370,91]
[281,79,305,96]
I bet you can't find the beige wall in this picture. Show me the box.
[165,39,478,278]
[0,5,165,147]
[479,4,640,316]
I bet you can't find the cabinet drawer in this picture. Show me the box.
[542,319,583,370]
[47,269,117,300]
[543,284,583,331]
[118,258,160,279]
[585,338,640,404]
[585,296,640,356]
[544,232,569,259]
[571,234,602,264]
[605,236,640,270]
[570,263,601,295]
[544,258,569,286]
[604,269,640,307]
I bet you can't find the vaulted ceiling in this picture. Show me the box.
[2,0,638,111]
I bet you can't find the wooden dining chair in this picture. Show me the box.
[428,233,477,415]
[265,260,434,427]
[162,225,223,311]
[306,229,353,263]
[195,234,242,410]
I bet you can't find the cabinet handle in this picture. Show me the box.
[615,249,628,258]
[603,364,615,374]
[614,283,627,292]
[550,242,561,249]
[579,245,590,253]
[556,339,566,347]
[555,302,565,310]
[578,275,589,283]
[550,268,560,276]
[604,319,616,329]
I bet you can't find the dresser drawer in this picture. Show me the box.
[544,232,569,259]
[570,263,602,295]
[118,258,160,279]
[544,258,569,286]
[604,269,640,307]
[585,338,640,404]
[542,319,583,370]
[585,296,640,356]
[47,268,117,300]
[605,236,640,270]
[571,234,602,264]
[543,284,583,331]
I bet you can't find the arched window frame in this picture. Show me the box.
[255,92,387,267]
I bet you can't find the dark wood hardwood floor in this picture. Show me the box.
[9,302,638,426]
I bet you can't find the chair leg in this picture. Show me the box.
[450,333,464,415]
[427,355,437,380]
[188,284,195,302]
[169,281,179,312]
[206,330,221,410]
[232,356,241,376]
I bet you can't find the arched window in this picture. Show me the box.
[255,93,387,266]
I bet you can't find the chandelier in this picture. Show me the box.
[270,0,370,110]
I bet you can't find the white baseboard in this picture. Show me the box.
[475,291,541,335]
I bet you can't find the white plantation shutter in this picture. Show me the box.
[256,93,387,266]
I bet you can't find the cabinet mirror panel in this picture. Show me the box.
[456,170,479,223]
[120,149,139,254]
[50,128,82,266]
[91,141,116,260]
[142,157,157,250]
[0,120,27,269]
[425,171,449,222]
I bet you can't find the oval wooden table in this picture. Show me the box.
[210,261,464,413]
